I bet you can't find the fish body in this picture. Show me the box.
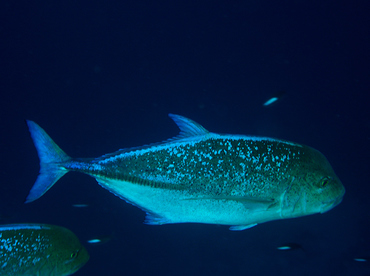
[0,224,89,275]
[26,114,345,230]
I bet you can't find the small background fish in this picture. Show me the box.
[25,114,344,231]
[263,91,286,106]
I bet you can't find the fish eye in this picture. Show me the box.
[70,251,78,259]
[320,177,331,187]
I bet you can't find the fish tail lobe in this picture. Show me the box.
[25,120,71,203]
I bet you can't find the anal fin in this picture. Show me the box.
[229,224,257,231]
[144,213,171,225]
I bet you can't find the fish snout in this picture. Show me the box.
[320,193,344,213]
[320,179,345,213]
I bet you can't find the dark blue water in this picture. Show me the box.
[1,1,369,275]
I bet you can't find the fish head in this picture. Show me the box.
[281,146,345,218]
[304,171,345,214]
[44,227,90,276]
[59,245,90,275]
[39,245,89,276]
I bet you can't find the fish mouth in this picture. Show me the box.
[70,261,87,274]
[320,184,345,213]
[320,195,344,213]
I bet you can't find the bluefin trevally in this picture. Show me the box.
[0,223,89,275]
[25,114,345,230]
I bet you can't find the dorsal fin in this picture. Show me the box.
[169,114,209,139]
[97,114,210,160]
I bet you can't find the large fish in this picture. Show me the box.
[26,114,345,230]
[0,224,89,275]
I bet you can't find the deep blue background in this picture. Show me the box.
[1,1,369,275]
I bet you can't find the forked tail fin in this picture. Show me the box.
[25,120,71,203]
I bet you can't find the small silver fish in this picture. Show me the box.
[72,204,89,208]
[87,239,101,244]
[354,257,369,262]
[263,90,286,106]
[87,235,112,245]
[25,114,345,230]
[277,242,303,251]
[0,224,89,275]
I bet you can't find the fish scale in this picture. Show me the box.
[25,114,345,230]
[77,137,297,194]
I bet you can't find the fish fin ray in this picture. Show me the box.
[144,213,171,225]
[95,178,143,209]
[229,224,257,231]
[26,120,71,203]
[95,178,172,225]
[168,114,209,139]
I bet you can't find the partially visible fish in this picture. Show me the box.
[0,224,89,275]
[25,114,345,230]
